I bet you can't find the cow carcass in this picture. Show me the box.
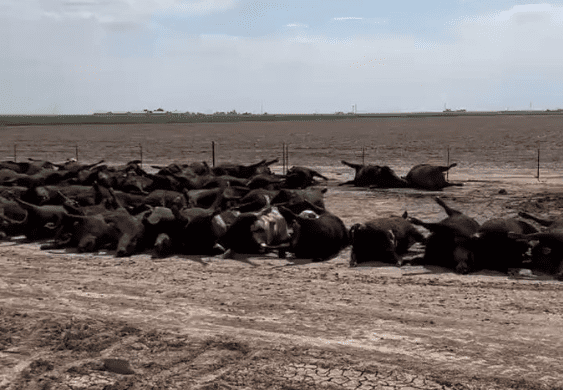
[349,213,424,267]
[408,197,479,273]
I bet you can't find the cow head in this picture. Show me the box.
[250,207,290,247]
[453,239,476,274]
[116,233,139,257]
[78,234,98,253]
[154,233,173,258]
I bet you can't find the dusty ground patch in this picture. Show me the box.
[1,179,563,390]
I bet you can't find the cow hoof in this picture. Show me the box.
[222,249,233,259]
[455,264,470,274]
[213,243,226,254]
[278,250,286,259]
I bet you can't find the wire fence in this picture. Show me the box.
[1,141,562,182]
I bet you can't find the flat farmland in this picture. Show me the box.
[2,115,563,179]
[1,116,563,390]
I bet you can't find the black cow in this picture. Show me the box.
[349,212,424,267]
[472,217,538,272]
[340,161,409,188]
[40,213,119,253]
[513,212,563,279]
[52,159,105,174]
[141,206,179,257]
[101,188,146,257]
[409,197,479,273]
[271,188,326,213]
[284,166,328,189]
[170,205,224,255]
[211,159,279,179]
[235,189,280,212]
[1,160,55,175]
[12,198,68,240]
[405,163,462,191]
[277,207,349,261]
[246,174,284,190]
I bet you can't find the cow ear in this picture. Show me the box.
[402,211,408,219]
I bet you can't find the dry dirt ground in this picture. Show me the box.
[1,117,563,389]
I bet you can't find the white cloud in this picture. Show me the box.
[3,0,238,24]
[494,3,555,23]
[333,17,362,20]
[200,33,240,40]
[160,0,239,16]
[285,23,308,28]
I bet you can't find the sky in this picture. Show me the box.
[2,0,563,114]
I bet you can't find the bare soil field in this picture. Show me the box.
[1,117,563,390]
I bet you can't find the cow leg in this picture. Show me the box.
[394,252,404,267]
[349,250,358,267]
[518,211,553,227]
[408,217,438,232]
[311,170,329,181]
[435,197,462,217]
[556,259,563,281]
[40,235,72,250]
[439,163,457,172]
[213,243,227,254]
[298,200,325,215]
[341,160,362,171]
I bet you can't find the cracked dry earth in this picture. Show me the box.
[1,180,563,390]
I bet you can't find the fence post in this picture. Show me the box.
[212,141,216,167]
[537,143,540,181]
[285,144,289,171]
[282,143,286,174]
[446,146,450,180]
[75,145,79,162]
[14,144,16,162]
[362,146,365,165]
[139,144,143,168]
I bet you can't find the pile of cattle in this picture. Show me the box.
[0,157,561,280]
[0,158,347,261]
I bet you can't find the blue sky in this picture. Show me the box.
[1,0,563,114]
